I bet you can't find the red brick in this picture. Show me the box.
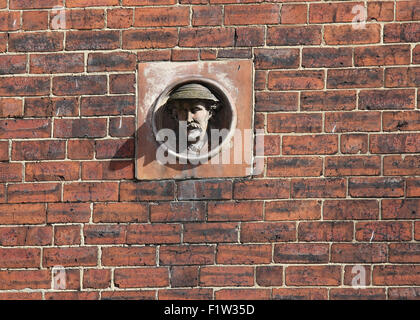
[88,52,136,72]
[368,1,394,22]
[356,221,412,241]
[273,288,327,300]
[66,30,120,50]
[9,32,63,52]
[407,179,420,197]
[396,1,420,21]
[268,70,324,90]
[200,49,217,60]
[225,4,279,25]
[292,178,346,198]
[45,292,99,300]
[68,140,94,160]
[254,48,299,70]
[26,162,79,182]
[54,225,80,245]
[82,95,136,116]
[81,161,134,180]
[170,266,199,287]
[208,201,263,221]
[158,289,212,300]
[234,180,289,200]
[267,26,321,46]
[183,222,238,243]
[12,140,65,161]
[309,2,364,23]
[171,49,199,61]
[84,269,111,289]
[302,48,352,68]
[267,157,323,178]
[255,92,298,112]
[0,98,23,117]
[8,183,61,203]
[47,203,91,223]
[11,0,64,9]
[179,28,235,47]
[107,8,133,29]
[389,288,420,300]
[95,139,134,159]
[235,26,264,47]
[138,49,171,61]
[389,244,420,263]
[0,55,26,74]
[177,179,231,200]
[281,4,306,24]
[93,203,148,223]
[151,201,206,222]
[120,181,174,201]
[67,0,118,6]
[414,45,420,63]
[110,75,136,94]
[53,75,107,96]
[123,29,178,49]
[256,266,283,287]
[274,244,329,264]
[341,134,368,154]
[324,24,381,45]
[383,111,420,131]
[102,246,156,266]
[0,292,43,300]
[44,247,97,267]
[373,265,420,285]
[349,177,404,198]
[63,182,119,202]
[299,221,353,242]
[0,33,6,52]
[0,77,50,97]
[84,225,127,244]
[114,267,169,288]
[0,270,50,290]
[355,45,411,66]
[382,199,420,220]
[325,156,381,176]
[192,6,222,26]
[359,89,415,110]
[0,248,40,268]
[370,133,420,153]
[268,113,322,133]
[266,200,321,221]
[24,97,78,117]
[0,141,8,161]
[328,68,383,89]
[134,7,189,27]
[215,289,270,300]
[301,91,356,111]
[127,224,181,244]
[65,9,105,30]
[54,119,107,138]
[217,244,271,264]
[384,23,420,43]
[0,163,22,182]
[241,222,295,242]
[323,200,379,220]
[384,155,420,176]
[286,266,341,286]
[385,67,420,88]
[417,221,420,240]
[263,136,280,156]
[159,245,215,265]
[0,11,20,31]
[200,266,253,287]
[331,243,387,263]
[330,288,386,300]
[254,71,266,90]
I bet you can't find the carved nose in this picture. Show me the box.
[187,112,194,122]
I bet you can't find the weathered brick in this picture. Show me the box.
[268,113,322,133]
[384,155,420,176]
[67,0,118,7]
[123,29,178,49]
[45,292,99,300]
[215,289,270,300]
[217,244,271,264]
[179,28,235,47]
[107,8,132,29]
[0,163,22,182]
[349,177,404,197]
[355,45,411,66]
[327,68,383,89]
[384,23,420,43]
[309,2,364,23]
[25,97,79,117]
[0,77,50,97]
[66,31,120,50]
[12,140,65,160]
[172,49,199,61]
[256,266,283,287]
[235,26,264,47]
[81,96,135,116]
[267,26,321,46]
[114,267,169,288]
[331,243,387,263]
[22,11,48,30]
[183,222,238,243]
[368,1,394,22]
[268,70,324,90]
[53,75,107,96]
[101,290,156,300]
[241,222,295,242]
[382,199,420,220]
[286,266,341,286]
[151,201,205,222]
[110,75,136,94]
[26,162,80,182]
[44,247,97,267]
[192,6,222,26]
[81,159,131,180]
[267,157,322,177]
[9,32,63,52]
[8,183,61,203]
[330,288,386,300]
[273,288,327,300]
[324,24,381,45]
[138,49,171,61]
[301,91,356,111]
[65,9,105,30]
[389,288,420,300]
[170,266,199,288]
[159,245,215,265]
[88,52,136,72]
[0,98,23,117]
[95,139,134,159]
[177,179,231,200]
[47,203,91,223]
[120,181,174,201]
[281,4,307,24]
[54,225,80,245]
[200,266,254,287]
[0,55,26,75]
[0,248,40,268]
[373,265,420,285]
[84,224,127,244]
[385,67,420,88]
[325,156,381,176]
[134,7,189,27]
[54,119,107,138]
[254,48,299,70]
[302,48,352,68]
[127,224,181,244]
[84,269,111,289]
[102,246,156,266]
[359,89,415,110]
[266,200,321,221]
[283,135,338,155]
[370,133,420,153]
[208,201,263,221]
[68,140,95,160]
[11,0,64,9]
[0,270,50,290]
[383,111,420,131]
[158,289,212,300]
[407,179,420,197]
[93,202,148,223]
[299,222,353,242]
[63,182,118,202]
[356,221,412,241]
[0,141,8,161]
[341,134,368,154]
[274,244,329,264]
[255,92,298,112]
[389,244,420,263]
[323,200,379,220]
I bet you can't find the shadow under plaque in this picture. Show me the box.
[136,60,254,180]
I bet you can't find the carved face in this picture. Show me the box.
[170,99,213,147]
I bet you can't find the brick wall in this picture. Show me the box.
[0,0,419,300]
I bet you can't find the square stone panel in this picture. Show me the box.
[136,60,254,180]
